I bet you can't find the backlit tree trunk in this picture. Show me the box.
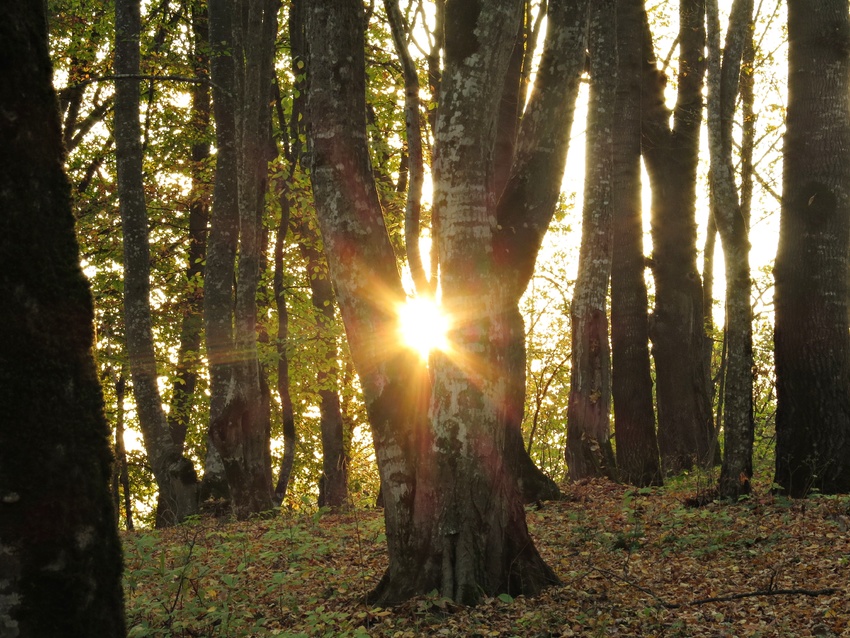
[610,0,662,487]
[115,0,198,527]
[774,0,850,496]
[566,0,618,482]
[307,0,562,606]
[493,0,589,501]
[706,0,755,500]
[205,0,280,518]
[0,3,126,633]
[641,1,714,474]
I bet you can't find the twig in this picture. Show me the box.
[589,564,838,609]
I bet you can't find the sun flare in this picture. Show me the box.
[398,297,450,361]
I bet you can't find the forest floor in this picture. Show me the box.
[123,475,850,637]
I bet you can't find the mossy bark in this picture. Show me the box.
[0,3,126,635]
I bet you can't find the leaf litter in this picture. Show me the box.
[124,478,849,637]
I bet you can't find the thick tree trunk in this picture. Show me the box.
[641,1,714,474]
[566,0,618,482]
[0,3,126,632]
[610,0,662,488]
[774,0,850,496]
[115,0,198,527]
[205,0,279,518]
[707,0,755,500]
[307,0,559,607]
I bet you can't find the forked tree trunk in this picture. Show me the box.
[205,0,279,518]
[566,0,618,482]
[115,0,198,527]
[641,1,714,474]
[307,0,561,606]
[493,0,590,502]
[610,0,662,488]
[774,0,850,496]
[0,3,126,631]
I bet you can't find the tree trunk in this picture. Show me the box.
[706,0,755,500]
[114,0,198,527]
[307,0,559,607]
[299,229,350,510]
[641,1,714,474]
[0,3,126,632]
[774,0,850,496]
[205,0,279,518]
[428,0,557,605]
[610,0,662,488]
[113,371,134,530]
[566,0,618,482]
[166,4,211,450]
[493,0,590,502]
[272,182,297,505]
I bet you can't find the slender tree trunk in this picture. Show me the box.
[707,0,755,500]
[493,0,590,502]
[302,233,350,509]
[272,183,297,505]
[566,0,618,482]
[167,4,211,450]
[113,371,135,530]
[0,3,126,631]
[641,1,714,474]
[115,0,198,527]
[610,0,661,488]
[774,0,850,496]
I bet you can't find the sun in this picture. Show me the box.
[398,296,450,360]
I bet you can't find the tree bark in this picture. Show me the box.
[166,4,211,451]
[774,0,850,496]
[641,1,714,474]
[0,3,126,633]
[205,0,280,518]
[706,0,755,500]
[493,0,590,502]
[114,0,198,527]
[307,0,560,606]
[566,0,618,482]
[610,0,662,488]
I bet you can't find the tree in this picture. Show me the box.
[610,0,662,488]
[205,0,280,518]
[306,0,582,606]
[566,0,619,481]
[115,0,199,526]
[641,0,714,474]
[0,1,125,634]
[706,0,755,500]
[774,0,850,496]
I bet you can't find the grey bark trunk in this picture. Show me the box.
[706,0,755,500]
[774,0,850,496]
[114,0,198,527]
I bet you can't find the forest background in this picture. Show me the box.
[50,0,786,528]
